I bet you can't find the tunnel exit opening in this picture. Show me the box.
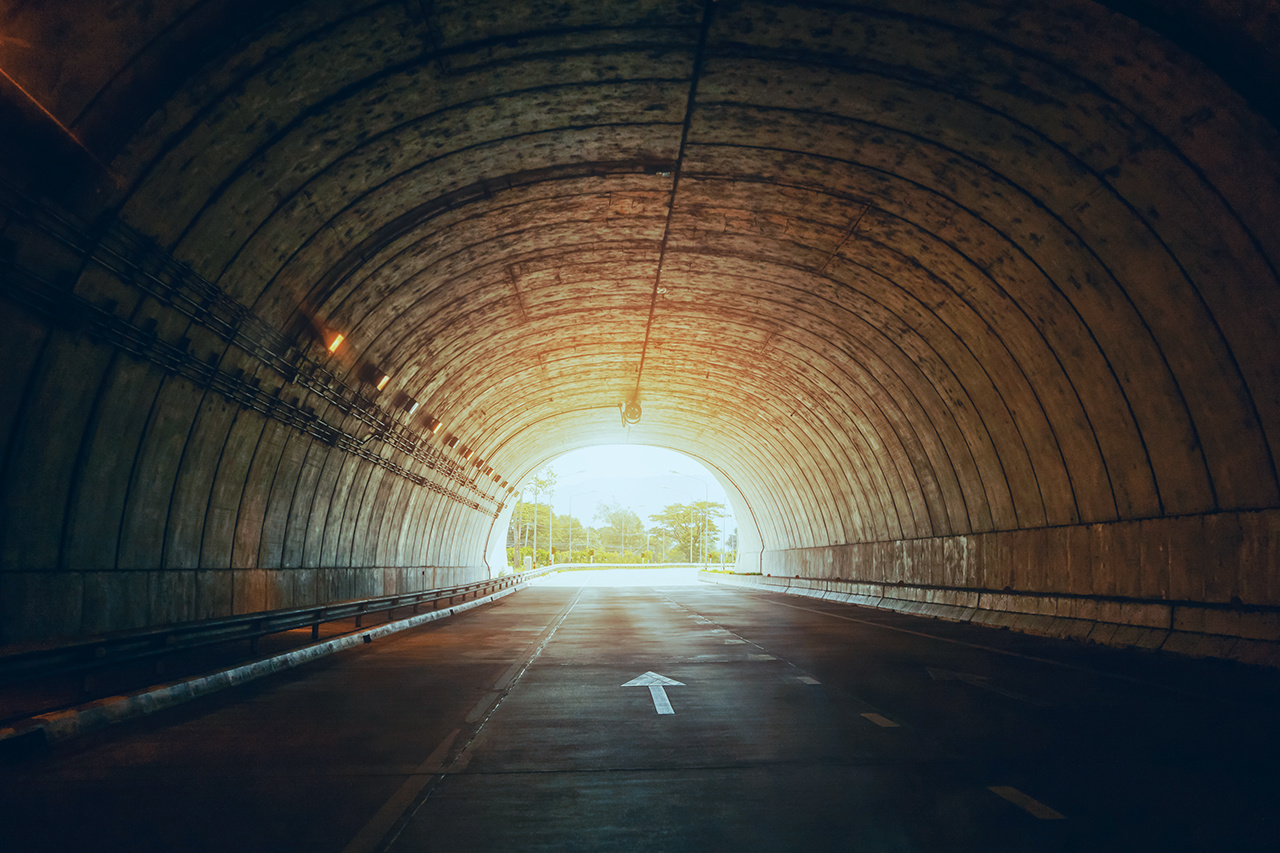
[485,445,759,577]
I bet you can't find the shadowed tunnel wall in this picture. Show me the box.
[1,0,1278,662]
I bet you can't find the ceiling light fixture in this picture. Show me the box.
[620,397,641,426]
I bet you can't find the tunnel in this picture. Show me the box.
[2,0,1279,661]
[4,3,1280,849]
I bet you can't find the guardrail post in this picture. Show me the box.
[312,621,320,640]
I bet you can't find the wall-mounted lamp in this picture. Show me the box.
[424,416,442,434]
[358,362,390,391]
[394,392,419,414]
[327,333,344,354]
[444,435,459,448]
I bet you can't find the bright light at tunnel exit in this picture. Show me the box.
[523,445,736,557]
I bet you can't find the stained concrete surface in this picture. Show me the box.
[2,579,1279,851]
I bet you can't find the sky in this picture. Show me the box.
[521,445,735,538]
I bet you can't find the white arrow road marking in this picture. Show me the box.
[622,671,685,715]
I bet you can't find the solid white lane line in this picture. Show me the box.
[988,786,1066,820]
[464,691,500,723]
[340,728,460,853]
[344,589,584,853]
[860,712,900,728]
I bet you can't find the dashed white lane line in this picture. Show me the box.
[988,786,1066,820]
[860,712,900,728]
[724,638,746,644]
[748,653,776,661]
[796,675,820,685]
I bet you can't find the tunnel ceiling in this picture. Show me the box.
[3,0,1280,557]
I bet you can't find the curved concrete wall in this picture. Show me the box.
[1,0,1278,653]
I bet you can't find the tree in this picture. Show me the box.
[649,501,725,563]
[527,467,557,562]
[593,500,643,555]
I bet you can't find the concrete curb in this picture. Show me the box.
[0,585,523,748]
[700,573,1280,669]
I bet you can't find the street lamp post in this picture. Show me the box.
[567,489,596,563]
[669,470,708,566]
[520,522,533,568]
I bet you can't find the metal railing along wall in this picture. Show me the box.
[0,569,552,689]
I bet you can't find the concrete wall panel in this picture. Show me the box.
[150,568,197,626]
[302,444,345,569]
[231,419,289,570]
[0,304,49,461]
[163,394,238,570]
[1,334,111,572]
[280,439,326,569]
[117,375,200,571]
[318,455,362,569]
[257,431,312,570]
[63,356,160,572]
[200,412,266,569]
[83,570,150,634]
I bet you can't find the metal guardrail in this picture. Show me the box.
[0,569,551,688]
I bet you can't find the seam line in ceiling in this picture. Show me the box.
[631,0,717,404]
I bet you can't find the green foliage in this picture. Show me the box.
[592,500,644,553]
[504,491,734,569]
[649,500,725,562]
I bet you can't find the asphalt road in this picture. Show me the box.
[3,571,1279,852]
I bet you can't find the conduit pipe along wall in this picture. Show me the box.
[0,1,1278,659]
